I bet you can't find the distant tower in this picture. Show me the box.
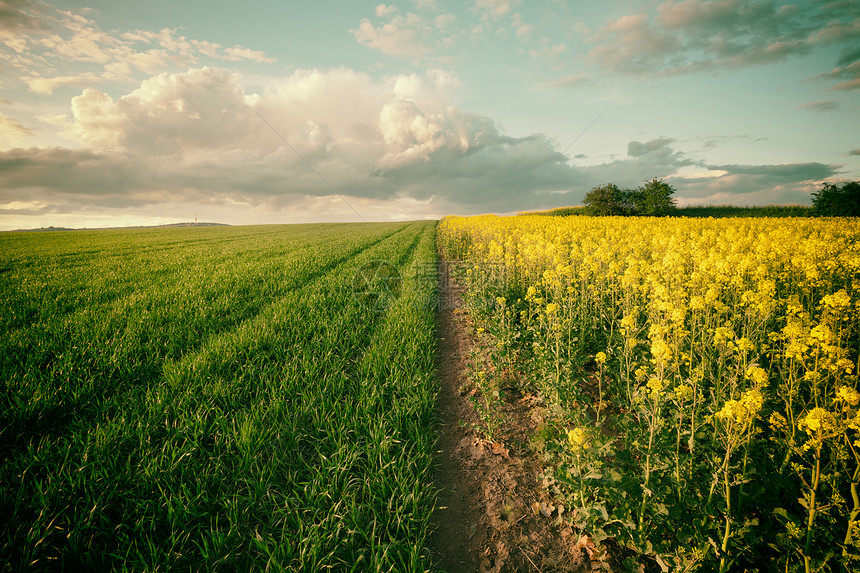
[195,212,197,224]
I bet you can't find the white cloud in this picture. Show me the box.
[35,113,71,126]
[69,68,253,153]
[435,13,456,29]
[0,199,51,211]
[540,73,589,89]
[586,13,681,75]
[222,46,277,63]
[2,65,842,226]
[0,111,36,148]
[0,66,581,223]
[511,13,533,38]
[24,72,101,94]
[1,3,276,96]
[352,4,460,61]
[474,0,519,20]
[353,12,430,58]
[376,4,398,18]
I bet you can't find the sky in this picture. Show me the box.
[0,0,858,229]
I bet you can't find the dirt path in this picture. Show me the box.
[427,263,593,573]
[427,273,485,572]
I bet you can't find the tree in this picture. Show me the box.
[582,179,678,216]
[582,183,629,215]
[811,181,860,216]
[630,178,678,216]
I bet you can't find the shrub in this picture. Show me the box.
[629,178,677,216]
[812,181,860,216]
[582,183,629,216]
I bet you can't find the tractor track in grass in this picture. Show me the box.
[429,261,595,573]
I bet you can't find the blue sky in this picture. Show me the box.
[1,0,858,229]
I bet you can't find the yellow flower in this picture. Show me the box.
[822,289,851,310]
[745,365,768,387]
[649,338,673,366]
[769,411,788,432]
[798,407,837,437]
[675,384,693,401]
[646,376,664,399]
[545,302,559,314]
[835,386,860,406]
[808,324,833,345]
[715,389,763,427]
[595,352,607,365]
[786,521,803,539]
[714,326,734,345]
[835,358,855,374]
[568,428,588,451]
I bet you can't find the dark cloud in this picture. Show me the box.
[627,137,676,157]
[817,59,860,91]
[672,161,840,205]
[584,0,860,80]
[0,0,49,34]
[371,132,577,209]
[836,45,860,68]
[0,147,142,201]
[708,162,837,181]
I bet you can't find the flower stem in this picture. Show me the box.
[843,463,860,557]
[718,465,732,573]
[803,440,823,573]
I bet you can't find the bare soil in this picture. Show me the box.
[427,263,595,573]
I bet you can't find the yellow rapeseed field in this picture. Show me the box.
[439,214,860,572]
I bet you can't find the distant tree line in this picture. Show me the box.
[581,178,678,216]
[571,179,859,217]
[522,180,860,218]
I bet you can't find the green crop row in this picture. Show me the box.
[0,221,438,572]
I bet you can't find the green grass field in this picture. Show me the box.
[1,222,438,572]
